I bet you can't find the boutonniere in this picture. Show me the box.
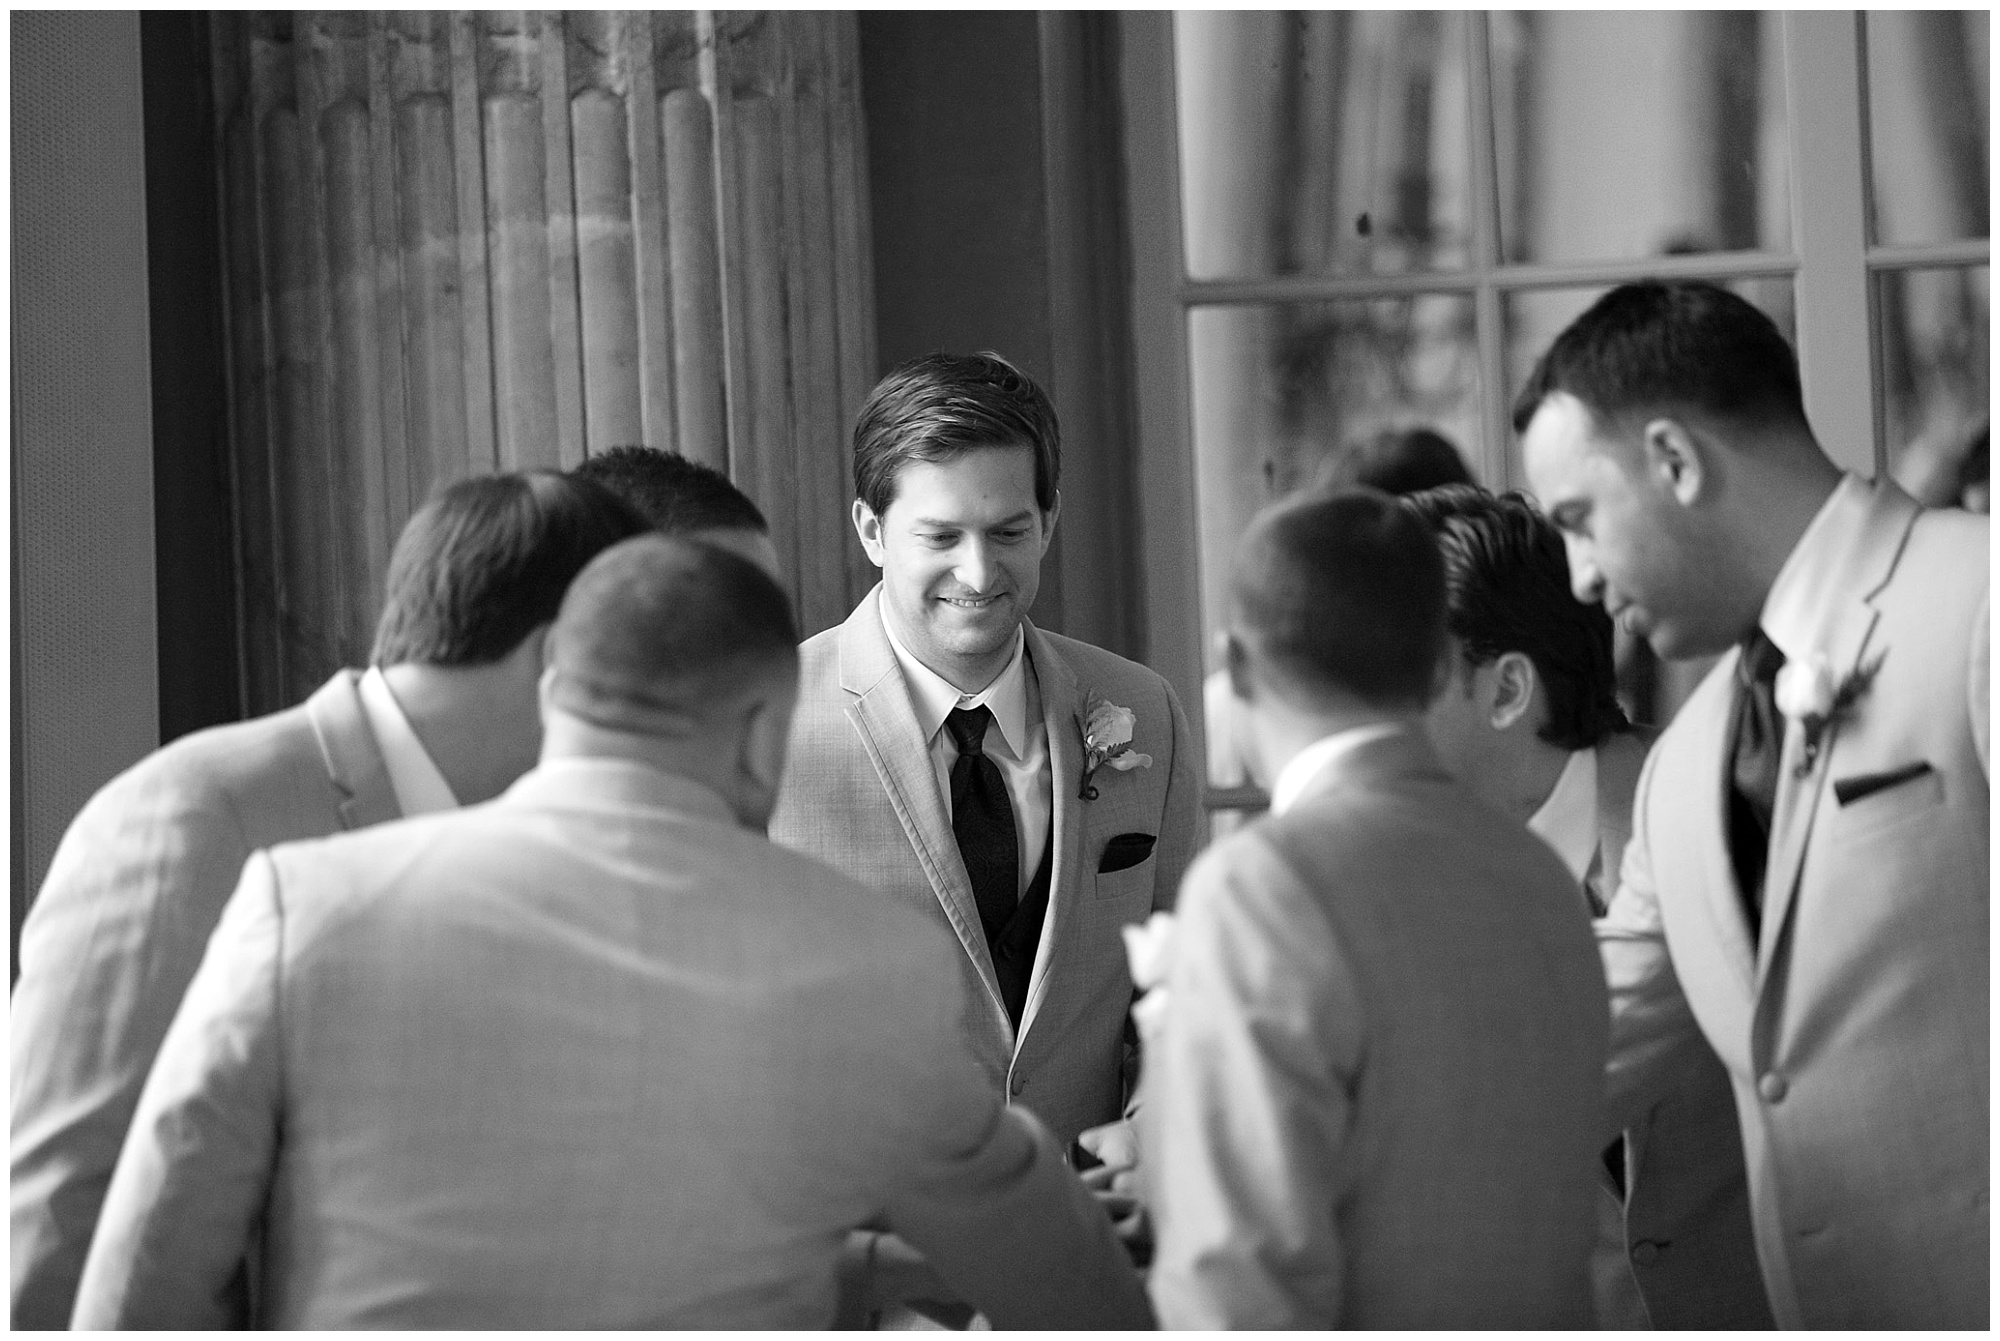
[1078,691,1153,800]
[1774,649,1884,776]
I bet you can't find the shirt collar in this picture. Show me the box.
[1758,474,1868,666]
[1526,747,1599,888]
[358,665,459,818]
[1270,723,1405,816]
[880,604,1033,759]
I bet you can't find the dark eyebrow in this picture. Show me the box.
[911,511,1036,529]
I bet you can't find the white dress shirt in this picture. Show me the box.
[881,609,1052,898]
[357,665,458,818]
[1527,746,1599,894]
[1269,723,1404,816]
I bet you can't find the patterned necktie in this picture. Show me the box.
[1727,629,1787,923]
[946,706,1018,943]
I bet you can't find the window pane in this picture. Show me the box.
[1175,11,1473,280]
[1865,12,1989,246]
[1492,11,1791,264]
[1880,266,1989,508]
[1186,296,1482,670]
[1501,278,1796,488]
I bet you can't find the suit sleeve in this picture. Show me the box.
[1150,677,1205,915]
[1968,585,1988,782]
[9,769,254,1328]
[69,851,288,1329]
[1142,836,1362,1328]
[1597,746,1715,1140]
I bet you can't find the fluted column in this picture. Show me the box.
[212,11,879,712]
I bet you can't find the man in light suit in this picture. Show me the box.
[72,536,1152,1330]
[1405,484,1772,1329]
[1144,490,1608,1328]
[1519,280,1989,1328]
[10,470,646,1328]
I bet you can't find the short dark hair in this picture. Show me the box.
[1511,280,1807,436]
[1401,484,1627,751]
[1233,489,1446,711]
[371,470,649,666]
[852,352,1060,518]
[570,446,767,535]
[1317,425,1474,496]
[547,534,799,730]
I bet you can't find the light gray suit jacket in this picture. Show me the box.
[10,669,395,1328]
[1145,728,1607,1328]
[768,587,1202,1146]
[1602,477,1988,1328]
[69,759,1151,1329]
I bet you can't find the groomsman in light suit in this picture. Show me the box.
[1404,484,1772,1329]
[10,470,646,1328]
[72,537,1151,1329]
[1143,490,1608,1328]
[1519,280,1989,1328]
[768,353,1201,1311]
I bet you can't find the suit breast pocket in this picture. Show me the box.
[1093,862,1155,904]
[1828,761,1945,844]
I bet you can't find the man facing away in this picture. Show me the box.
[1144,489,1608,1328]
[1403,483,1772,1330]
[70,536,1152,1330]
[1518,280,1988,1328]
[571,443,783,577]
[10,470,646,1327]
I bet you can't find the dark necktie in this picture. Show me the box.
[1727,629,1786,925]
[946,706,1018,943]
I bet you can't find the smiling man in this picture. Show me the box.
[769,352,1200,1319]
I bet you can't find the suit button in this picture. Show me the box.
[1758,1072,1788,1103]
[1009,1074,1025,1096]
[1630,1241,1661,1266]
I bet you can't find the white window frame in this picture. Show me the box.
[1121,10,1988,756]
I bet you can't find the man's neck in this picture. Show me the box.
[1731,444,1846,638]
[1493,737,1573,825]
[380,661,540,805]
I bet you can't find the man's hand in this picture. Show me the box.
[1076,1119,1152,1267]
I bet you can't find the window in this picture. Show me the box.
[1121,11,1989,800]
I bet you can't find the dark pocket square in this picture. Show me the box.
[1098,832,1157,874]
[1834,761,1934,806]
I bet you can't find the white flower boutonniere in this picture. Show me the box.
[1121,910,1178,1039]
[1079,691,1153,800]
[1774,649,1884,777]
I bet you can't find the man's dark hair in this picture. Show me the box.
[852,352,1060,518]
[1317,425,1474,496]
[1401,484,1627,751]
[371,470,649,666]
[548,534,799,729]
[1233,489,1446,711]
[570,445,767,535]
[1511,280,1808,436]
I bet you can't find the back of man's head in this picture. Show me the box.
[570,446,769,536]
[1317,425,1473,496]
[546,534,799,742]
[371,470,649,667]
[852,351,1061,518]
[1401,484,1626,751]
[1511,279,1808,439]
[1232,489,1446,713]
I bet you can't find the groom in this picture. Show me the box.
[769,352,1200,1190]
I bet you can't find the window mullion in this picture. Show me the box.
[1466,12,1511,488]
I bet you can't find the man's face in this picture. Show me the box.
[1421,649,1498,792]
[1522,392,1716,660]
[854,445,1056,688]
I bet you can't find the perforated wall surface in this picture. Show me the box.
[12,11,158,927]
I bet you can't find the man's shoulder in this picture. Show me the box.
[83,699,325,825]
[1033,627,1177,703]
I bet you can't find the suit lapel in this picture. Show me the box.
[1756,484,1921,987]
[1015,622,1085,1049]
[306,669,401,830]
[838,589,1005,1015]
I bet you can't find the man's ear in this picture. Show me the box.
[1038,490,1062,556]
[536,663,560,721]
[1641,417,1705,506]
[1223,631,1255,704]
[851,499,887,568]
[1487,650,1537,732]
[740,685,796,795]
